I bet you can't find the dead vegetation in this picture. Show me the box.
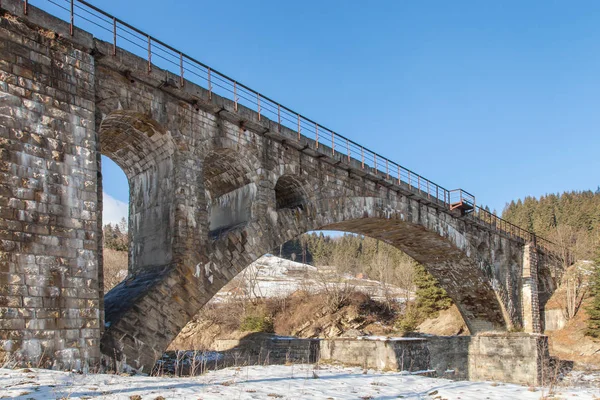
[103,248,128,291]
[169,289,399,351]
[545,261,600,368]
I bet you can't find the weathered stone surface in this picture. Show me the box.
[0,0,562,372]
[320,334,549,385]
[320,337,430,372]
[0,1,98,370]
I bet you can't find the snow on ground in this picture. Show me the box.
[1,364,598,400]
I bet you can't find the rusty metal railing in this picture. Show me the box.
[17,0,554,252]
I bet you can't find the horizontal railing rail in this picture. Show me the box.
[16,0,555,253]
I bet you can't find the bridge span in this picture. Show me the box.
[0,0,561,371]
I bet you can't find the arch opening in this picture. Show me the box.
[204,148,257,237]
[319,219,511,334]
[167,229,469,360]
[98,110,175,286]
[275,174,307,210]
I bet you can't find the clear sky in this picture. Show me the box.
[62,0,600,223]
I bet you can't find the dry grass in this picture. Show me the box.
[170,290,398,350]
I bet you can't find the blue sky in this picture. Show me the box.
[62,0,600,223]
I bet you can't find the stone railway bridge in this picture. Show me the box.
[0,0,562,371]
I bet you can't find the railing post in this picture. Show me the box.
[346,139,350,163]
[257,93,261,121]
[70,0,74,36]
[179,52,184,87]
[208,68,212,98]
[408,171,411,189]
[23,0,27,15]
[418,175,421,192]
[277,104,281,131]
[112,17,117,56]
[315,123,319,149]
[397,165,401,185]
[386,159,389,179]
[331,131,335,156]
[361,147,364,169]
[147,35,152,74]
[233,81,238,112]
[374,153,377,172]
[297,114,301,140]
[427,181,430,199]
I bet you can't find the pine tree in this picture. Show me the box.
[585,260,600,339]
[413,264,452,317]
[103,223,128,251]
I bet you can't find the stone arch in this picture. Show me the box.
[100,188,521,372]
[198,194,516,336]
[98,110,176,275]
[100,162,522,372]
[203,147,260,236]
[275,174,308,210]
[320,218,507,334]
[99,110,174,175]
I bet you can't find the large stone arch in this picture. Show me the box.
[96,109,183,369]
[206,194,519,336]
[93,98,523,374]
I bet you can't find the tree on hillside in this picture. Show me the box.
[586,260,600,339]
[413,264,452,318]
[502,190,600,261]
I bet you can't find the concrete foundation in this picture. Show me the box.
[320,334,549,385]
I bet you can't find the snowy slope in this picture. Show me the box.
[213,255,411,302]
[1,364,597,399]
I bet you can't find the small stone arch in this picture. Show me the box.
[203,147,260,236]
[275,174,308,210]
[99,110,174,176]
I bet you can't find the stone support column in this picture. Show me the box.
[521,244,541,333]
[0,2,100,369]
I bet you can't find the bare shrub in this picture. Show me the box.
[563,269,587,320]
[315,270,355,313]
[239,263,264,305]
[103,248,128,291]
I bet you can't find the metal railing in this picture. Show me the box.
[17,0,554,252]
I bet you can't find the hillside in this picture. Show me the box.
[502,190,600,260]
[214,254,411,303]
[169,255,412,350]
[544,261,600,367]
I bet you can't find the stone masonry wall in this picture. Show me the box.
[0,4,100,369]
[319,337,430,372]
[522,244,541,333]
[213,335,320,366]
[467,334,547,385]
[320,335,547,385]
